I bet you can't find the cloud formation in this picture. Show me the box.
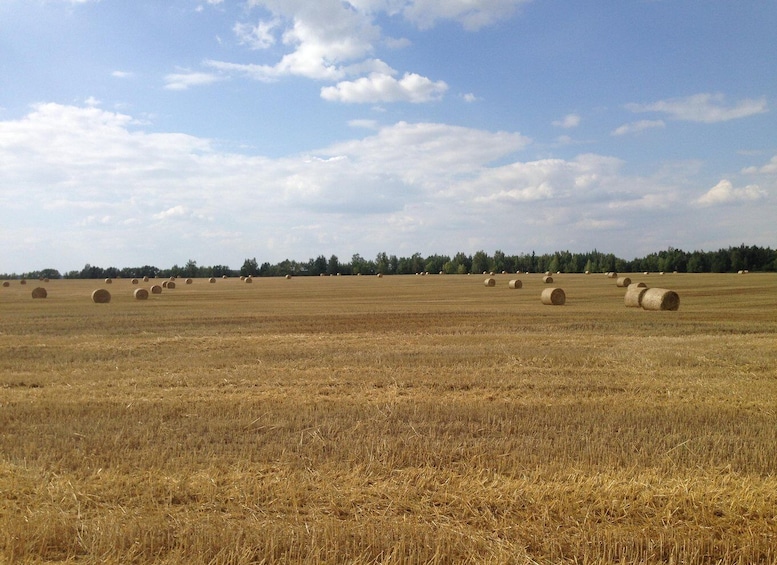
[696,180,767,206]
[626,93,767,123]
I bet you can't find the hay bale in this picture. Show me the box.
[541,287,565,305]
[222,275,228,279]
[162,281,169,288]
[607,272,618,279]
[628,282,647,289]
[544,271,551,276]
[616,276,631,287]
[31,287,47,299]
[641,288,680,311]
[2,281,9,287]
[167,281,176,289]
[185,278,193,284]
[134,288,149,300]
[131,278,139,285]
[285,274,292,279]
[143,276,150,282]
[508,279,523,289]
[20,279,27,285]
[43,278,49,283]
[150,285,162,294]
[245,277,253,284]
[542,275,554,284]
[209,277,216,283]
[91,289,111,303]
[105,278,112,284]
[377,273,383,278]
[624,286,648,308]
[484,278,496,287]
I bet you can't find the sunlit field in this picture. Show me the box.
[2,272,776,564]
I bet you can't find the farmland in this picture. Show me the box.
[1,273,776,564]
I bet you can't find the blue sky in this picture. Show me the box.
[1,0,775,273]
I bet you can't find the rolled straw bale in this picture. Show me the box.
[20,279,27,285]
[91,289,111,303]
[105,278,112,284]
[186,278,193,284]
[143,276,150,282]
[222,275,228,279]
[541,287,565,305]
[624,286,648,308]
[607,272,618,279]
[150,285,162,294]
[131,278,139,285]
[508,279,523,289]
[616,276,631,288]
[377,273,383,278]
[134,288,149,300]
[2,281,9,287]
[245,277,253,283]
[162,281,169,288]
[544,271,551,276]
[542,276,554,284]
[285,274,292,279]
[167,281,176,289]
[31,287,47,299]
[209,277,216,283]
[641,288,680,311]
[484,278,496,287]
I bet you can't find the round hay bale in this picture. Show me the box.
[31,287,47,299]
[143,276,150,282]
[43,278,49,283]
[150,285,162,294]
[131,278,139,285]
[508,279,523,289]
[285,274,292,279]
[616,276,631,288]
[20,279,27,285]
[105,278,112,284]
[377,273,383,278]
[542,275,554,284]
[2,281,9,287]
[607,272,618,279]
[641,288,680,311]
[544,271,551,276]
[134,288,149,300]
[541,287,565,305]
[222,274,228,279]
[484,278,496,287]
[209,277,216,283]
[185,278,193,284]
[624,286,648,308]
[91,289,111,304]
[245,277,253,284]
[162,281,169,288]
[628,282,647,289]
[167,281,176,289]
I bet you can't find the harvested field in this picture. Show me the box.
[1,273,776,564]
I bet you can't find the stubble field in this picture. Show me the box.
[1,272,776,564]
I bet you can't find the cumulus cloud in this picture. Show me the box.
[696,179,766,206]
[233,19,279,49]
[611,119,665,136]
[320,72,448,103]
[626,93,767,123]
[164,71,224,90]
[552,114,580,128]
[742,155,777,175]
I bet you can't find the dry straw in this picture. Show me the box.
[150,285,162,294]
[162,281,169,288]
[91,289,111,304]
[616,276,631,287]
[167,281,176,289]
[131,278,139,285]
[607,272,618,279]
[134,288,149,300]
[105,278,112,284]
[541,287,566,305]
[245,277,253,284]
[2,281,9,287]
[641,288,680,311]
[31,287,48,299]
[484,278,496,287]
[186,278,193,284]
[508,279,523,289]
[624,286,648,308]
[542,275,554,284]
[209,277,216,283]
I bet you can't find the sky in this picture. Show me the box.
[1,0,775,273]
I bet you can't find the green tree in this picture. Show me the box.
[327,255,340,275]
[241,258,259,277]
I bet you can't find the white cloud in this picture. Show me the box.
[552,113,580,128]
[696,179,767,207]
[626,93,767,123]
[463,93,479,103]
[320,72,448,103]
[111,70,134,79]
[399,0,534,31]
[742,155,777,175]
[164,71,224,90]
[234,19,279,50]
[611,119,665,136]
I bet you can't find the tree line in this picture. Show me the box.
[3,245,775,280]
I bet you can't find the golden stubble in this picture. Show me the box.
[1,273,776,564]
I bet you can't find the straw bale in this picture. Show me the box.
[541,287,565,305]
[624,286,648,308]
[20,279,27,285]
[91,289,111,303]
[134,288,149,300]
[150,285,163,294]
[162,281,169,288]
[167,281,176,289]
[131,278,139,285]
[616,276,631,287]
[508,279,523,289]
[245,277,253,283]
[542,275,554,284]
[641,288,680,311]
[185,278,193,284]
[484,278,496,287]
[143,276,150,282]
[105,278,112,284]
[209,277,216,283]
[31,287,48,299]
[2,281,9,287]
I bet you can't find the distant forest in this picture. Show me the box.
[4,244,776,281]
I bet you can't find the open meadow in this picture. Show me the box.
[1,272,776,564]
